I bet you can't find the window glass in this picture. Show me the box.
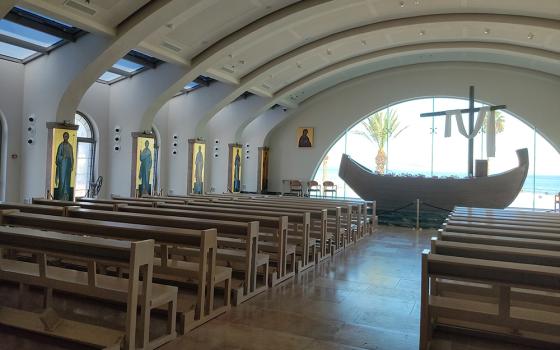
[74,113,95,197]
[0,41,36,60]
[113,58,143,73]
[0,19,61,47]
[98,71,123,83]
[314,97,559,209]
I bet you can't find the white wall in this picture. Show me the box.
[240,108,288,192]
[165,82,237,195]
[0,59,23,201]
[265,62,560,192]
[205,95,269,193]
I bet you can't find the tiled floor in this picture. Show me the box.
[1,226,542,349]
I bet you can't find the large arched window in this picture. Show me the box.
[74,112,96,197]
[314,97,560,209]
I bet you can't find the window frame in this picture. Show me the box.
[74,112,96,197]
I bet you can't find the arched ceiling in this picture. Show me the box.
[12,0,560,132]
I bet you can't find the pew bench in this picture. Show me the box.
[63,207,268,306]
[159,202,316,272]
[0,226,177,350]
[0,209,229,333]
[420,251,560,350]
[118,205,294,287]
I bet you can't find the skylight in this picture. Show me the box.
[184,81,200,90]
[113,58,144,73]
[0,19,62,48]
[14,6,74,29]
[98,71,124,83]
[0,41,37,60]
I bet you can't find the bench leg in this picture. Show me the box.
[44,287,53,308]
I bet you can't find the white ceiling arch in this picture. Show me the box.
[196,12,560,134]
[234,41,560,140]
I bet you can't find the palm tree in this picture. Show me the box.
[353,108,407,174]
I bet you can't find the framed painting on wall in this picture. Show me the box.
[46,122,79,200]
[257,147,269,193]
[131,132,156,197]
[188,139,206,194]
[297,127,314,147]
[228,143,243,193]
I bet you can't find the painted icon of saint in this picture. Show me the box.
[233,149,241,192]
[193,145,204,194]
[55,131,74,200]
[139,140,152,195]
[298,129,312,147]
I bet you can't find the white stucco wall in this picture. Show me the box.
[265,62,560,192]
[0,59,24,201]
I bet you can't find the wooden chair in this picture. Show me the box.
[289,180,303,196]
[307,181,321,197]
[323,181,337,198]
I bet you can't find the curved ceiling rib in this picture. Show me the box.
[235,41,560,140]
[198,12,560,135]
[55,0,205,123]
[138,0,332,130]
[0,1,16,18]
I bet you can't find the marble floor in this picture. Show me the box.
[0,226,542,349]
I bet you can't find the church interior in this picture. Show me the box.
[0,1,559,349]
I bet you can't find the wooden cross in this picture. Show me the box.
[420,86,507,177]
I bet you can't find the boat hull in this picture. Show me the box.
[339,149,529,211]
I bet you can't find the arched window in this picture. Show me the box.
[314,97,560,209]
[74,112,96,197]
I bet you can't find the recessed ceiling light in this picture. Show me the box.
[527,32,535,39]
[419,30,425,36]
[399,1,405,7]
[326,49,332,55]
[483,28,490,35]
[296,62,302,68]
[414,0,420,5]
[361,40,367,46]
[238,60,245,65]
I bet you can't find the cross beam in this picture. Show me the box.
[420,86,507,176]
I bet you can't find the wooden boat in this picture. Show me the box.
[339,148,529,211]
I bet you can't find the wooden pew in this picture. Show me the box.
[115,205,296,287]
[78,197,156,207]
[0,225,177,350]
[62,207,267,305]
[443,221,560,240]
[0,202,65,215]
[450,212,560,225]
[157,202,316,272]
[0,209,228,333]
[181,198,336,261]
[448,212,560,229]
[33,198,118,211]
[172,193,376,237]
[173,194,354,249]
[420,250,560,349]
[437,229,560,252]
[454,206,560,219]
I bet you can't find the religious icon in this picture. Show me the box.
[297,127,314,147]
[192,142,205,194]
[133,135,155,197]
[139,139,152,195]
[47,125,78,201]
[258,147,269,193]
[228,144,243,193]
[53,131,75,200]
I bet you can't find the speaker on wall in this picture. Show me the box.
[113,125,121,152]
